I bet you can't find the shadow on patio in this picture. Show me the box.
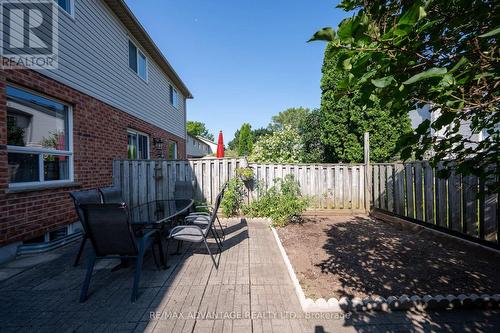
[1,216,500,333]
[0,218,249,332]
[310,307,500,333]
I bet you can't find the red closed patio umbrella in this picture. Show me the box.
[216,131,224,158]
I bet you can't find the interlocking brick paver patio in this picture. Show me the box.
[1,218,499,332]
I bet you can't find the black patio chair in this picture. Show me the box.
[99,186,125,204]
[100,186,165,269]
[185,183,227,241]
[174,181,194,201]
[79,203,157,302]
[167,205,222,269]
[69,189,102,266]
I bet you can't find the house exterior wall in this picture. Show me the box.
[198,136,218,154]
[409,105,483,143]
[4,0,187,139]
[186,135,212,158]
[0,67,186,246]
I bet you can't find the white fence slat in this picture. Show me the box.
[414,163,423,220]
[327,166,334,209]
[386,165,394,212]
[405,164,415,218]
[147,161,155,204]
[373,165,380,209]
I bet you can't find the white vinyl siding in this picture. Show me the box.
[186,135,212,157]
[3,0,186,138]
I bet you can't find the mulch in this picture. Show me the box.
[276,215,500,300]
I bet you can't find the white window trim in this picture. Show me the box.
[127,129,150,159]
[55,0,75,18]
[7,103,74,190]
[170,85,179,109]
[170,141,178,160]
[128,40,148,82]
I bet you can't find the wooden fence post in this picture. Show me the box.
[364,132,370,212]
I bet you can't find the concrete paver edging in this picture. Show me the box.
[269,220,500,313]
[269,222,342,312]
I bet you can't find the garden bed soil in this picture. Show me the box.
[276,215,500,300]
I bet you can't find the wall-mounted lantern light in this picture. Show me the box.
[153,138,164,158]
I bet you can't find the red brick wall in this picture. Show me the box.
[0,68,186,246]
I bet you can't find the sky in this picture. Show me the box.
[125,0,349,143]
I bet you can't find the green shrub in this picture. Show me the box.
[242,174,308,227]
[235,167,254,181]
[221,177,245,217]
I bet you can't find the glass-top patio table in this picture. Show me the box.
[129,199,194,268]
[130,199,194,227]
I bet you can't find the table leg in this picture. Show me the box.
[157,233,169,269]
[174,240,183,255]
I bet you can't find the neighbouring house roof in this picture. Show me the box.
[103,0,193,99]
[195,136,217,146]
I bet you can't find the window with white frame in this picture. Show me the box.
[55,0,73,15]
[169,85,179,109]
[168,141,178,160]
[128,40,147,81]
[7,85,73,186]
[127,130,150,159]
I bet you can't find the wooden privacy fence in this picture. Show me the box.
[112,157,498,245]
[112,158,368,210]
[112,158,246,208]
[372,162,499,245]
[249,163,366,210]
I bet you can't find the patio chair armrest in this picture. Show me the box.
[188,212,210,217]
[169,225,204,237]
[196,205,211,209]
[195,205,213,212]
[185,215,210,224]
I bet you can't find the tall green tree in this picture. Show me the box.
[187,121,214,141]
[270,107,310,131]
[250,127,304,163]
[237,123,254,156]
[228,127,272,152]
[300,109,325,163]
[309,0,499,190]
[319,48,412,163]
[227,129,240,151]
[252,127,273,142]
